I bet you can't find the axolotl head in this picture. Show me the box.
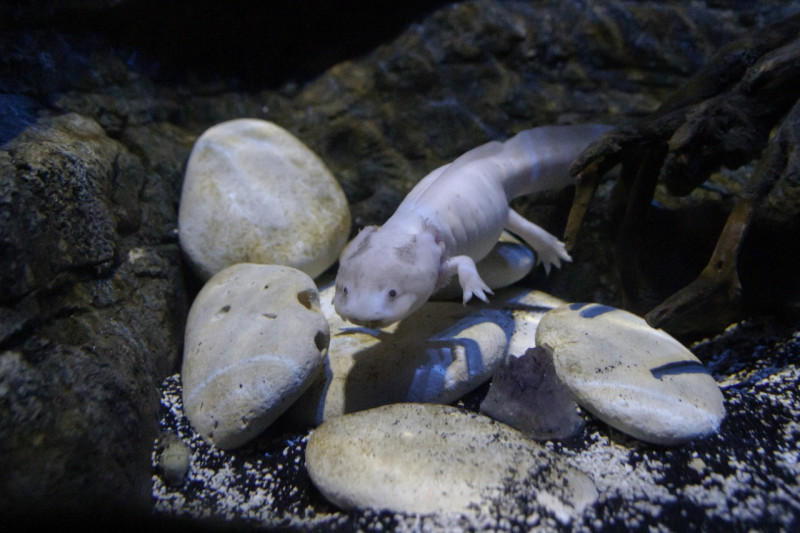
[333,225,444,328]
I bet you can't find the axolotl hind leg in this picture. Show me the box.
[505,209,572,275]
[440,256,494,304]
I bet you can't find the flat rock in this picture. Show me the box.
[288,284,511,425]
[536,303,725,445]
[305,403,597,521]
[182,264,329,449]
[178,119,350,280]
[288,284,564,426]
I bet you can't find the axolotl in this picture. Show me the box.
[333,124,611,328]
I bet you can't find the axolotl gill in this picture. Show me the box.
[333,124,611,328]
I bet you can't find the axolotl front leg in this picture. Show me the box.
[439,208,570,304]
[439,255,494,304]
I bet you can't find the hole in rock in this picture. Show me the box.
[297,289,319,310]
[314,330,330,354]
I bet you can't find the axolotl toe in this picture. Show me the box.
[333,124,611,327]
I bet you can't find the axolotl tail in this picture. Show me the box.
[500,124,614,198]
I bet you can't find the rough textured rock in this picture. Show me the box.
[537,303,726,445]
[305,403,597,521]
[178,119,350,280]
[0,113,188,515]
[182,264,328,449]
[480,346,584,440]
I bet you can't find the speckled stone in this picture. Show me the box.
[536,303,725,445]
[181,264,329,449]
[305,403,597,521]
[178,119,351,280]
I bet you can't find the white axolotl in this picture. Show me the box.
[333,124,611,328]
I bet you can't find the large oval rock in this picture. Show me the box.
[182,264,329,449]
[178,119,351,280]
[306,403,597,522]
[536,303,725,445]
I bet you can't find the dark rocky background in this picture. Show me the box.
[1,0,798,529]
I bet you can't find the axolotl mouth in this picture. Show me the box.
[337,314,395,330]
[337,313,397,329]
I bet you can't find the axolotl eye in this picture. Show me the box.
[342,286,349,295]
[388,289,397,298]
